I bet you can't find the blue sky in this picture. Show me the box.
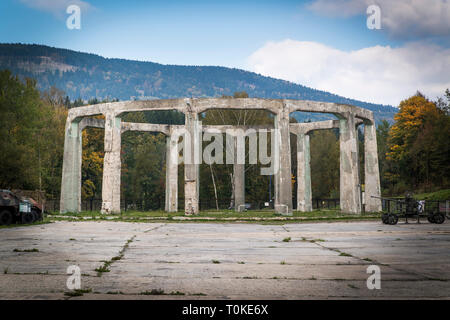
[0,0,400,66]
[0,0,449,105]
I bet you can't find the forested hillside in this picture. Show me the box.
[0,43,397,123]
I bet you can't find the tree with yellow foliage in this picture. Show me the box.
[386,92,450,191]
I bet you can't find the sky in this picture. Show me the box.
[0,0,449,106]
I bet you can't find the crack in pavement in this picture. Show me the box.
[297,235,440,281]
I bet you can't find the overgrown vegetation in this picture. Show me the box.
[380,91,450,195]
[64,288,92,297]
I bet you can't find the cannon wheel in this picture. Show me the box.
[432,213,445,224]
[427,214,435,224]
[381,213,389,224]
[388,214,399,225]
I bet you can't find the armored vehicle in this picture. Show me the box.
[0,189,42,225]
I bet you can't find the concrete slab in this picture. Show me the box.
[0,221,449,299]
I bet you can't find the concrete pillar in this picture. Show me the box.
[165,132,178,212]
[274,106,293,215]
[339,113,361,214]
[364,121,382,212]
[60,118,82,213]
[233,148,245,212]
[184,112,200,214]
[296,133,312,212]
[101,112,122,214]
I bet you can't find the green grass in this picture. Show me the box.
[140,289,165,295]
[0,220,51,229]
[46,209,380,225]
[339,252,353,257]
[95,261,111,274]
[282,237,291,242]
[413,189,450,201]
[64,288,92,297]
[106,291,124,295]
[95,235,134,276]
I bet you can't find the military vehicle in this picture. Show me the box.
[0,189,43,225]
[374,192,447,225]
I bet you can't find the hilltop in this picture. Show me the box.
[0,43,397,122]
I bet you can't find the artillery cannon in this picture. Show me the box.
[373,192,447,225]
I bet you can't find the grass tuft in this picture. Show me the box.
[64,288,92,297]
[140,289,164,295]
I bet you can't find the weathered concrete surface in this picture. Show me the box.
[1,221,449,300]
[165,132,178,212]
[364,122,382,211]
[184,112,200,214]
[274,106,293,215]
[234,163,245,212]
[231,133,246,212]
[60,120,82,213]
[339,113,362,214]
[101,112,122,214]
[296,133,312,212]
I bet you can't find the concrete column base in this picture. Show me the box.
[274,105,293,215]
[364,121,382,212]
[296,133,312,212]
[60,119,82,213]
[339,113,361,214]
[101,112,122,214]
[184,111,200,215]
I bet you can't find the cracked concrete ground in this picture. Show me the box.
[0,220,449,299]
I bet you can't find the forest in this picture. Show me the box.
[0,69,449,211]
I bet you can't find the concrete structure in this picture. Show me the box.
[60,98,381,215]
[290,120,339,212]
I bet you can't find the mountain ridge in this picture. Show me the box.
[0,43,397,122]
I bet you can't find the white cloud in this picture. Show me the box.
[247,39,450,106]
[19,0,92,18]
[307,0,450,39]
